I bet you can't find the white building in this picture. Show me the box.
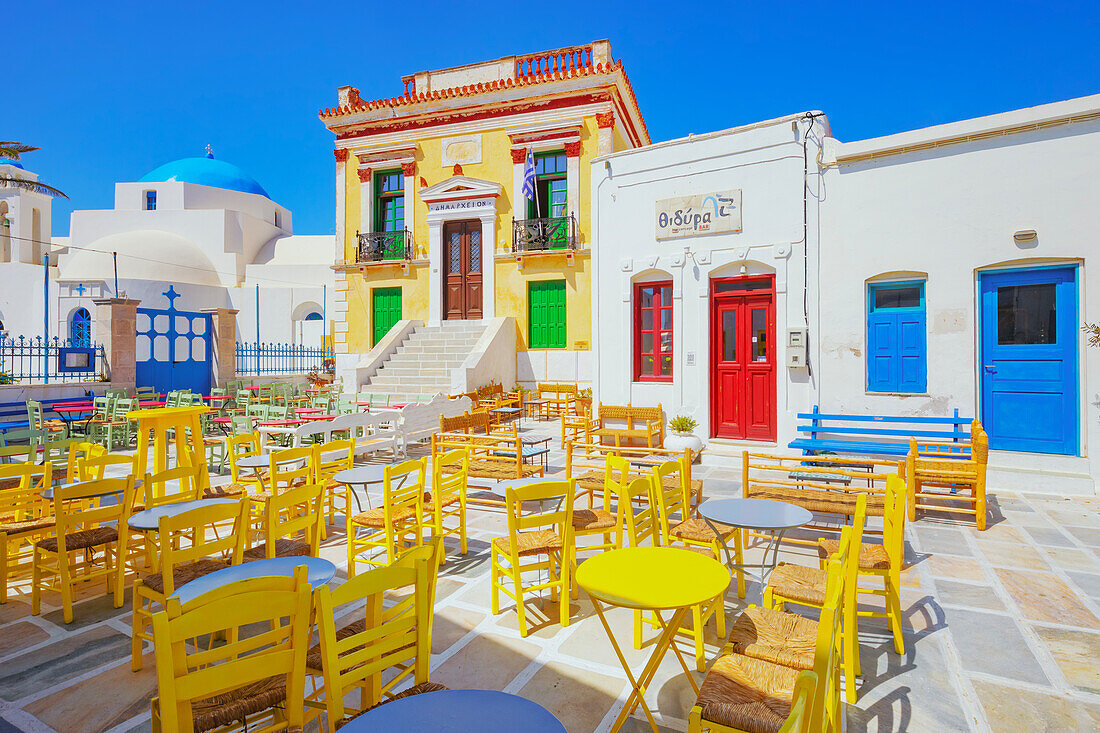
[590,112,825,463]
[0,159,59,339]
[818,94,1100,493]
[58,154,335,349]
[591,93,1100,493]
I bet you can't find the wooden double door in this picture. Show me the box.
[443,220,483,320]
[710,276,776,441]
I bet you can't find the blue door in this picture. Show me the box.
[980,267,1078,455]
[135,287,212,395]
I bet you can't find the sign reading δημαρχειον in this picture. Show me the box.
[655,189,741,240]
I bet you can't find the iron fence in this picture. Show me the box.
[356,229,412,262]
[235,342,335,376]
[0,335,105,383]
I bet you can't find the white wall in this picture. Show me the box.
[819,96,1100,479]
[591,113,827,445]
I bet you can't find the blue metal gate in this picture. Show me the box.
[136,286,212,395]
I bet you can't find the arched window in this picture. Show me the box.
[70,308,92,347]
[304,312,323,321]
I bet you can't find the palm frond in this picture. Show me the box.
[0,175,68,198]
[0,143,38,160]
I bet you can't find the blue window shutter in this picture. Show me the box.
[867,314,898,391]
[897,312,927,392]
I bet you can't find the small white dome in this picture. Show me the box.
[60,230,223,287]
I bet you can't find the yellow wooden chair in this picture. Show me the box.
[0,462,53,605]
[75,452,138,483]
[616,475,664,649]
[149,565,312,733]
[31,475,137,624]
[571,454,629,556]
[347,458,426,575]
[144,465,203,509]
[131,498,250,671]
[689,552,847,732]
[209,432,264,499]
[907,420,989,530]
[315,437,355,530]
[244,482,324,561]
[425,448,468,565]
[490,478,575,637]
[650,460,729,671]
[765,495,866,703]
[817,473,906,656]
[64,441,107,482]
[307,539,445,731]
[250,445,318,530]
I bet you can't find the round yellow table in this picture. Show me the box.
[576,546,730,732]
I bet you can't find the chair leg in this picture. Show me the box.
[31,549,42,615]
[691,604,705,672]
[714,593,726,638]
[0,537,7,605]
[59,558,74,624]
[887,572,905,655]
[513,569,527,637]
[762,584,775,610]
[843,603,859,703]
[132,594,146,671]
[490,552,500,616]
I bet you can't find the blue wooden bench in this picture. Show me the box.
[789,405,972,458]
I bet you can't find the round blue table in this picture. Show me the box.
[127,498,239,530]
[169,556,336,605]
[338,689,566,732]
[41,478,142,500]
[698,497,814,592]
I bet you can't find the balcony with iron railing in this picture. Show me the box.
[356,229,412,263]
[512,215,577,253]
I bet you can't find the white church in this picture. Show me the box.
[0,152,334,353]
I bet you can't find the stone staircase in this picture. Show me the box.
[362,321,487,402]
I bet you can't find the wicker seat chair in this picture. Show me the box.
[765,495,866,703]
[31,475,137,624]
[249,445,318,531]
[149,564,312,733]
[63,441,107,483]
[315,437,355,531]
[689,539,849,733]
[211,432,265,499]
[571,454,630,556]
[306,539,444,730]
[131,498,250,671]
[425,448,469,565]
[243,482,324,562]
[347,458,426,575]
[490,479,576,637]
[0,462,53,604]
[26,400,67,440]
[907,420,989,530]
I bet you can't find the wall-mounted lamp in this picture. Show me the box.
[1013,229,1038,244]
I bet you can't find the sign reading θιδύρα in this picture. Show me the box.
[655,189,741,240]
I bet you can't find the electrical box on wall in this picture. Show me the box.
[786,328,808,368]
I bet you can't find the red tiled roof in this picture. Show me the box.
[319,60,650,144]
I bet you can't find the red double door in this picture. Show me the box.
[710,277,776,441]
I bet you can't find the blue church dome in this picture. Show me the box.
[138,155,270,198]
[0,158,25,169]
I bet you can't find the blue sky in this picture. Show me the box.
[12,1,1099,235]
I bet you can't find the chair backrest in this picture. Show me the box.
[245,403,270,421]
[883,474,905,573]
[432,448,468,514]
[0,461,52,525]
[113,397,138,417]
[135,386,156,399]
[595,454,630,512]
[153,565,312,733]
[40,437,79,475]
[0,443,33,465]
[0,428,45,449]
[384,458,426,526]
[619,476,660,547]
[51,476,137,555]
[92,395,113,419]
[144,464,203,509]
[503,479,575,560]
[76,452,137,482]
[439,410,490,435]
[781,671,818,733]
[154,498,250,595]
[808,527,852,733]
[369,393,390,407]
[652,458,689,542]
[65,441,107,481]
[315,538,441,721]
[316,437,354,479]
[26,400,47,430]
[268,445,319,495]
[229,414,254,435]
[256,482,324,559]
[227,432,261,483]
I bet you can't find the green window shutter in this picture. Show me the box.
[528,280,566,349]
[372,287,402,346]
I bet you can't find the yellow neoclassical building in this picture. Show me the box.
[320,40,648,395]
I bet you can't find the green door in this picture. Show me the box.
[372,287,402,346]
[528,280,567,349]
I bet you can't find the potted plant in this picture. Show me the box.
[575,387,593,413]
[666,415,705,454]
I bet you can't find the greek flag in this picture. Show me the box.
[521,148,536,201]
